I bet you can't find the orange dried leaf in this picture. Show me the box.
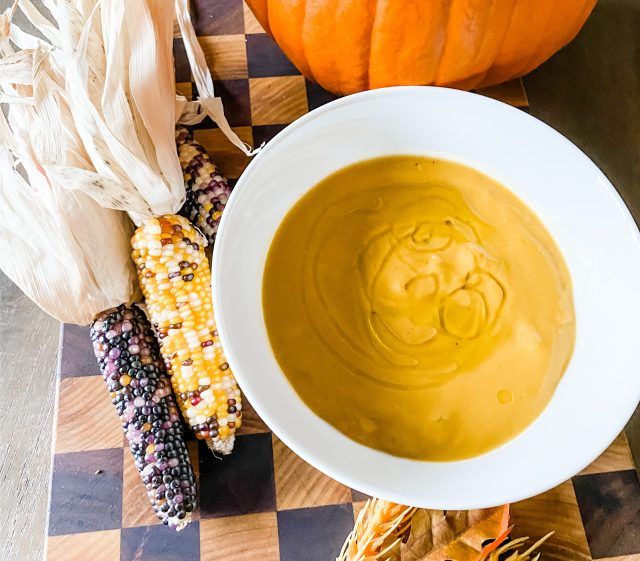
[400,505,510,561]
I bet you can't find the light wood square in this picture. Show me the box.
[200,512,279,561]
[250,76,308,126]
[121,451,161,528]
[476,77,529,107]
[243,2,265,34]
[579,432,635,475]
[193,127,253,179]
[176,82,193,100]
[55,376,123,454]
[47,529,120,561]
[272,434,351,510]
[122,438,200,527]
[199,35,248,80]
[511,480,591,561]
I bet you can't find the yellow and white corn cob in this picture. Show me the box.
[131,215,242,454]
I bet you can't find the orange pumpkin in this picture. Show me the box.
[246,0,596,95]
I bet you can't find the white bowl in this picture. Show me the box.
[213,86,640,509]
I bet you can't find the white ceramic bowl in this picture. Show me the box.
[213,86,640,509]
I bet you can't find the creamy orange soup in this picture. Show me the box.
[263,156,575,460]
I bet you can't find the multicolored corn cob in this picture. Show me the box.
[91,304,197,529]
[131,215,242,454]
[176,127,233,247]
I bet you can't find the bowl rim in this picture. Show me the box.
[213,85,640,508]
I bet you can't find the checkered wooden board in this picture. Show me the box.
[45,2,640,560]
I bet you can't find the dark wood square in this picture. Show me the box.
[251,124,287,147]
[277,503,354,561]
[351,489,371,503]
[121,522,200,561]
[173,38,191,83]
[305,78,340,111]
[246,34,299,78]
[573,470,640,558]
[60,323,100,378]
[192,79,252,128]
[191,0,244,36]
[198,433,276,518]
[49,448,123,536]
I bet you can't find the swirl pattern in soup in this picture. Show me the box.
[263,156,575,461]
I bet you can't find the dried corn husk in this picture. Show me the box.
[174,0,260,156]
[338,499,416,561]
[0,0,250,323]
[338,500,516,561]
[40,0,184,222]
[0,20,138,324]
[0,152,136,324]
[339,500,553,561]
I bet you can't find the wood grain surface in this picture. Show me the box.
[511,482,592,561]
[0,2,59,558]
[0,272,58,561]
[248,76,309,125]
[579,432,636,476]
[272,435,352,511]
[200,513,280,561]
[55,376,123,454]
[46,530,121,561]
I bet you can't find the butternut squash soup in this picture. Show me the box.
[262,156,575,461]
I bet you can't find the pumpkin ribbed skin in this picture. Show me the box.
[246,0,596,95]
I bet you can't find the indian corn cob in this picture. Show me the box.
[131,215,242,454]
[91,304,197,530]
[176,127,233,247]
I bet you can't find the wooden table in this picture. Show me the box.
[1,1,640,560]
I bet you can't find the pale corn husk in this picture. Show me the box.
[339,499,551,561]
[0,0,250,323]
[0,162,137,325]
[0,14,138,324]
[45,0,184,222]
[1,0,253,223]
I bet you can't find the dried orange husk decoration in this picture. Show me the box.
[339,500,513,561]
[400,506,510,561]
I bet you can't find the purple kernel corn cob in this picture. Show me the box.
[91,304,197,530]
[176,126,232,247]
